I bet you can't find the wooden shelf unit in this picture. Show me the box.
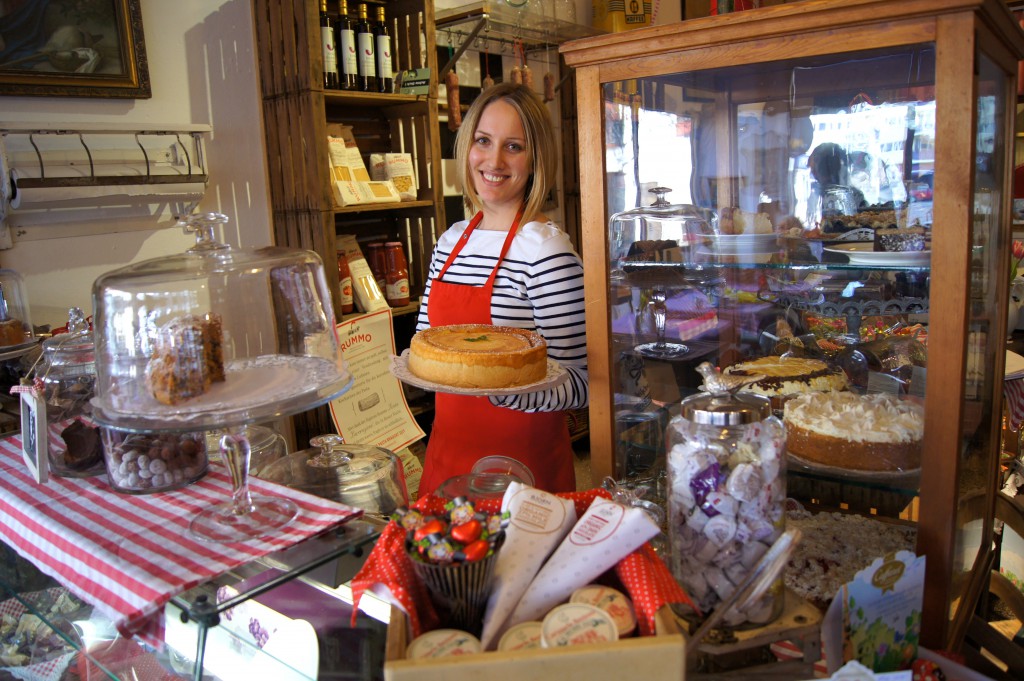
[251,0,446,444]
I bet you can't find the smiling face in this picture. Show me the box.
[467,99,532,216]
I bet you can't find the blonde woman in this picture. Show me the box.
[415,82,588,497]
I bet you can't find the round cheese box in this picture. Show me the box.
[570,584,637,637]
[540,603,619,648]
[406,629,482,659]
[497,621,543,651]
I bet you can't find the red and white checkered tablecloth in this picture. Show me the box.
[0,435,360,637]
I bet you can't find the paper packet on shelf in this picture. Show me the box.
[337,234,388,313]
[328,124,380,208]
[478,482,577,650]
[362,180,401,204]
[501,495,661,629]
[370,153,417,201]
[327,125,370,182]
[330,177,400,207]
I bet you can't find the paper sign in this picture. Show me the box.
[822,550,925,674]
[18,390,47,483]
[329,308,425,452]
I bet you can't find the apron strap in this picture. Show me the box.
[436,208,525,283]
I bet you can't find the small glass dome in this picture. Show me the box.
[90,213,351,432]
[0,268,34,349]
[610,186,718,276]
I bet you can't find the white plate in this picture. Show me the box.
[0,336,40,361]
[706,233,780,255]
[788,452,921,486]
[823,242,931,266]
[1007,350,1024,379]
[391,349,569,396]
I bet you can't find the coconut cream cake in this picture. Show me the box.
[783,391,923,471]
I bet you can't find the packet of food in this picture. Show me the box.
[502,495,660,629]
[478,482,577,650]
[369,152,417,201]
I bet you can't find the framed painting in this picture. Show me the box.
[0,0,150,98]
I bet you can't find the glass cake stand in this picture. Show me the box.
[611,187,719,361]
[91,213,353,542]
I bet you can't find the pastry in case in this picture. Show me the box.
[783,391,924,472]
[408,324,547,389]
[722,355,848,397]
[145,313,226,405]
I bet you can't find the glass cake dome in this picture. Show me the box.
[90,212,352,432]
[610,187,722,360]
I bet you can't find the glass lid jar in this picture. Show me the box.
[90,212,352,432]
[610,187,722,360]
[40,307,104,478]
[259,434,408,517]
[665,362,787,629]
[0,267,34,351]
[610,186,719,283]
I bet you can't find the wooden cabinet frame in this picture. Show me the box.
[562,0,1024,650]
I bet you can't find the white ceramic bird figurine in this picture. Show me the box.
[696,361,765,395]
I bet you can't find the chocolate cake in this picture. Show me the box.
[60,419,103,471]
[874,226,928,252]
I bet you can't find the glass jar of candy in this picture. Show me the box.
[665,362,786,628]
[40,307,104,477]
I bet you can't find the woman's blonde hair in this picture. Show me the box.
[454,82,557,224]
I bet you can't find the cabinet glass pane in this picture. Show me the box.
[951,47,1009,621]
[605,43,935,516]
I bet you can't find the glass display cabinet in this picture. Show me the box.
[561,0,1024,649]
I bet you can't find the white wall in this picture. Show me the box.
[0,0,270,329]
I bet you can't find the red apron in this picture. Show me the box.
[418,211,576,498]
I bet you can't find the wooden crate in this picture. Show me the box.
[383,605,686,681]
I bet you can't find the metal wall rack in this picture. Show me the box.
[434,1,602,79]
[0,124,210,190]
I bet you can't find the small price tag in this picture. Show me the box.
[18,390,48,483]
[909,366,927,399]
[866,371,904,396]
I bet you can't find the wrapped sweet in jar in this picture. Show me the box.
[666,362,786,628]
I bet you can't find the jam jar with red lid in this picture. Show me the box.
[666,362,786,628]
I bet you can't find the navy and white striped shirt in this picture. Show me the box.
[416,220,588,413]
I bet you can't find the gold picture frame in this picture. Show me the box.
[0,0,150,98]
